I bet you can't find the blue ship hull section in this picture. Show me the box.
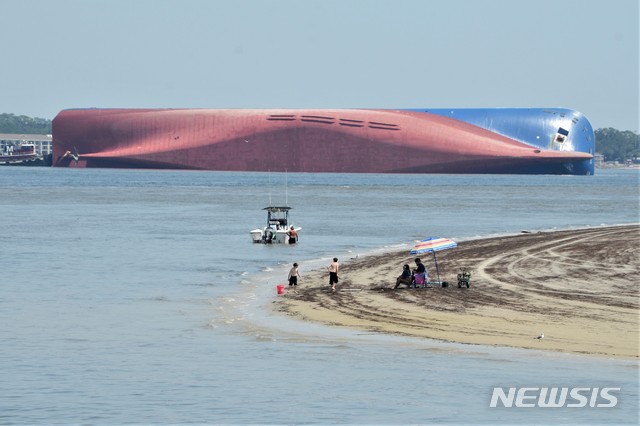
[406,108,595,175]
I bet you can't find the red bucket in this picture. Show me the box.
[276,284,285,295]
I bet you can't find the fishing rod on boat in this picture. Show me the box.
[268,169,272,206]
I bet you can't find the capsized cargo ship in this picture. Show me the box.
[52,108,594,174]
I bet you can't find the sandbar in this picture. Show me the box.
[273,225,639,359]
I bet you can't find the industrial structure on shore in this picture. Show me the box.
[51,108,595,175]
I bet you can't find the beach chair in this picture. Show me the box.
[413,272,426,288]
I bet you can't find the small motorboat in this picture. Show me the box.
[250,206,302,244]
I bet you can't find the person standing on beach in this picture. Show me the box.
[328,257,339,292]
[288,262,301,292]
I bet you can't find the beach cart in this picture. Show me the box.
[457,269,471,288]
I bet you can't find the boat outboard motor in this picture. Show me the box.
[264,228,274,243]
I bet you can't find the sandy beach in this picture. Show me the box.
[274,225,640,359]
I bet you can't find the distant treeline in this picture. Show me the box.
[0,113,52,134]
[594,128,639,163]
[1,113,638,162]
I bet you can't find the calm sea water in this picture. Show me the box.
[0,167,638,425]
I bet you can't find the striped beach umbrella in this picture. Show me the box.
[410,237,458,283]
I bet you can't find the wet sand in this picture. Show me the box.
[273,225,640,359]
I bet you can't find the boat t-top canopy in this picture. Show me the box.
[263,206,292,229]
[262,206,292,212]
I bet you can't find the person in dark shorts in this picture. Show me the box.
[287,226,298,244]
[328,257,339,291]
[288,262,301,292]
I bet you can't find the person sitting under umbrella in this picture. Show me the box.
[394,264,413,289]
[412,258,428,287]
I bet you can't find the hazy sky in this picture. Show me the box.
[2,0,638,131]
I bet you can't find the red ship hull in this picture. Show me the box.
[52,108,592,174]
